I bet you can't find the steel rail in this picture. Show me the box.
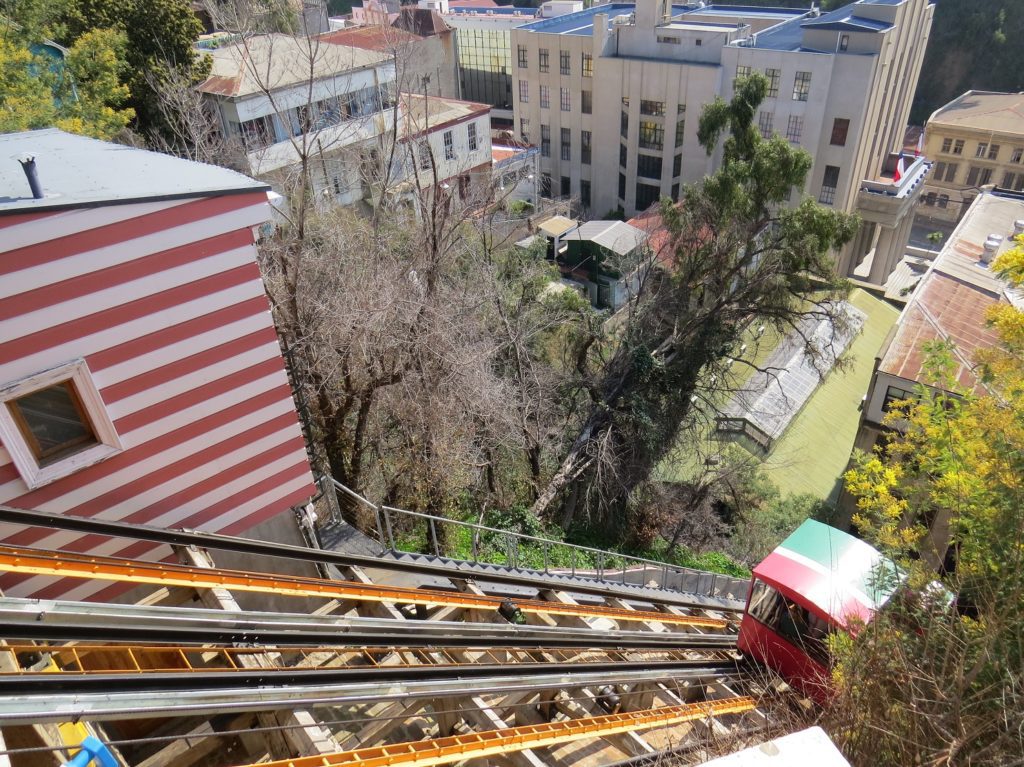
[0,665,748,724]
[0,505,742,611]
[0,597,736,649]
[0,545,729,629]
[2,642,717,676]
[230,697,759,767]
[0,658,739,694]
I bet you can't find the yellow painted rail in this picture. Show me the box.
[1,643,705,676]
[236,697,757,767]
[0,546,727,629]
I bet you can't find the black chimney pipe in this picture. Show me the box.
[17,155,44,200]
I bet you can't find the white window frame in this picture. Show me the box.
[0,359,122,489]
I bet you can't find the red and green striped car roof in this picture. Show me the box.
[753,519,902,629]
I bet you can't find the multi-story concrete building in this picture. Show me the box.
[432,1,581,123]
[198,33,492,210]
[919,90,1024,224]
[511,0,935,282]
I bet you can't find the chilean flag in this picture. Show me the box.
[893,152,906,183]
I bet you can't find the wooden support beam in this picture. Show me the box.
[174,546,338,759]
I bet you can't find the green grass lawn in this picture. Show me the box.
[756,288,899,501]
[659,289,899,503]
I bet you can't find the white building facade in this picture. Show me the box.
[511,0,935,281]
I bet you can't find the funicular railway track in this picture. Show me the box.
[0,510,762,766]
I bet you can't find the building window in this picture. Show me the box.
[618,172,626,201]
[882,385,915,413]
[786,115,803,144]
[582,52,592,77]
[519,80,529,102]
[674,119,685,148]
[830,118,850,146]
[540,85,550,109]
[819,165,840,205]
[541,125,550,157]
[734,64,751,86]
[239,116,273,150]
[657,35,679,44]
[923,191,936,206]
[1012,147,1023,164]
[1002,171,1017,188]
[934,161,946,180]
[581,179,591,207]
[967,166,992,186]
[839,33,849,51]
[541,173,551,196]
[638,121,664,150]
[621,110,629,139]
[747,579,832,666]
[0,359,122,489]
[582,90,592,115]
[695,38,702,46]
[560,87,571,112]
[418,141,431,170]
[517,45,527,68]
[443,130,454,161]
[637,153,662,179]
[988,144,1000,161]
[765,68,780,98]
[758,111,773,139]
[561,176,570,197]
[941,137,952,153]
[640,100,665,116]
[468,122,478,151]
[635,182,660,211]
[561,127,571,160]
[952,139,964,155]
[671,182,680,199]
[619,143,627,168]
[581,130,592,164]
[937,194,949,208]
[560,49,570,75]
[792,71,811,101]
[520,118,529,140]
[943,162,958,182]
[672,153,681,177]
[538,48,549,72]
[975,142,988,158]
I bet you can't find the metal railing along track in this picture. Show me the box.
[0,505,743,611]
[0,544,728,629]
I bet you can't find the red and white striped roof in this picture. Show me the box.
[0,131,316,601]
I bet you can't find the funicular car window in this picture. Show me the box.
[748,579,832,666]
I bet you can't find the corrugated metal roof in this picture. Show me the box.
[877,191,1024,391]
[563,220,646,255]
[197,34,390,99]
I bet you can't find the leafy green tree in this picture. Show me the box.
[0,25,132,138]
[531,73,858,530]
[834,238,1024,764]
[60,0,206,135]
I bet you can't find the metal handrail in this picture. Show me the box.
[325,477,748,600]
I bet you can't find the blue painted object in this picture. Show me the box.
[62,736,117,767]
